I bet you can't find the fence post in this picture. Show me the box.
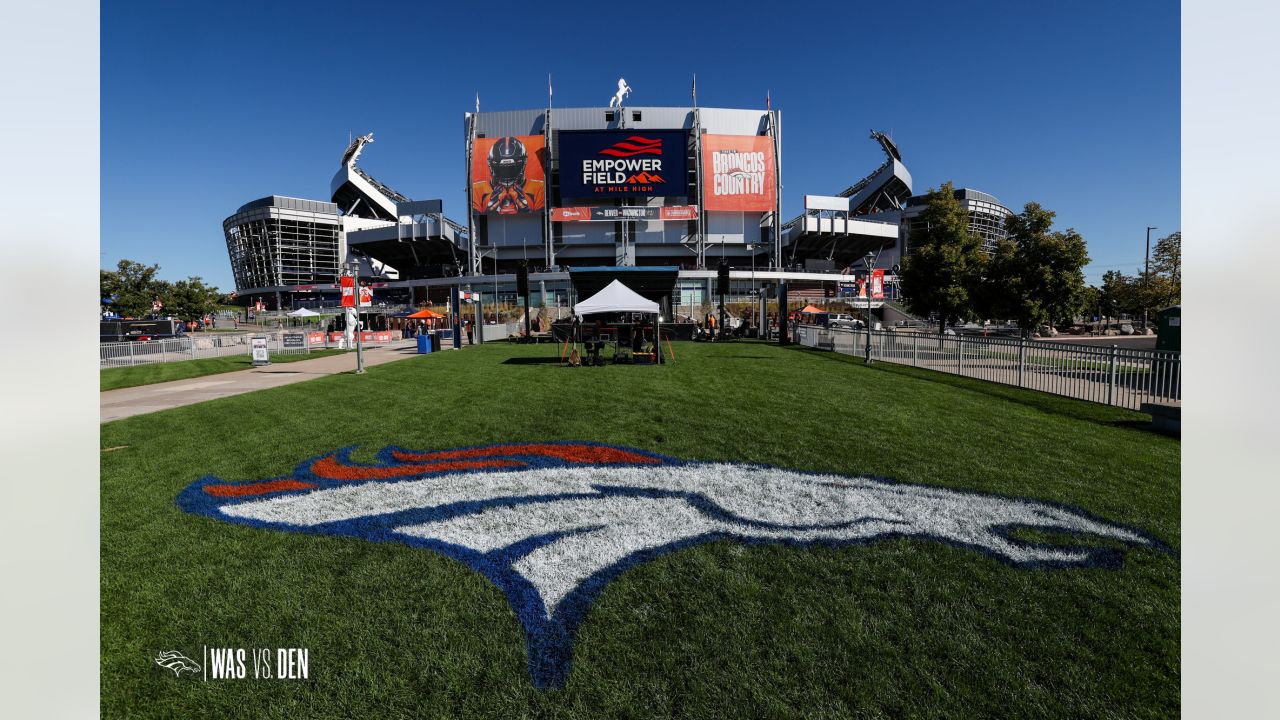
[128,342,135,367]
[957,336,963,375]
[1107,345,1118,406]
[1018,337,1026,388]
[912,331,918,366]
[189,337,196,360]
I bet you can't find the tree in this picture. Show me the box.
[900,182,988,334]
[988,203,1090,337]
[100,259,167,318]
[1145,231,1181,314]
[165,276,223,320]
[1078,285,1101,323]
[1099,270,1134,322]
[101,259,226,320]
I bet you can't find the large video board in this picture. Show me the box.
[558,130,688,199]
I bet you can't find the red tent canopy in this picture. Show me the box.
[799,305,826,314]
[407,308,445,319]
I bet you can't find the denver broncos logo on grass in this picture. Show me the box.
[177,442,1165,689]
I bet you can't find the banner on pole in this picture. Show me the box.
[340,276,355,308]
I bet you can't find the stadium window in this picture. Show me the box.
[632,111,642,122]
[604,111,615,122]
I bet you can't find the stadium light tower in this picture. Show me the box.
[1143,226,1156,332]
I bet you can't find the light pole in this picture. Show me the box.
[1143,226,1156,332]
[864,252,875,364]
[344,261,366,374]
[747,244,757,336]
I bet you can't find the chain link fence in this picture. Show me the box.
[795,326,1180,411]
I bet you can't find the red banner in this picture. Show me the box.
[340,276,355,308]
[358,285,372,308]
[471,136,547,214]
[659,205,698,221]
[871,269,885,299]
[702,135,776,212]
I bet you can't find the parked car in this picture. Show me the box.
[828,313,862,329]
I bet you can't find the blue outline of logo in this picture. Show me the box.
[177,441,1171,689]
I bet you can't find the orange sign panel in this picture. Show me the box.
[702,135,776,212]
[471,136,548,214]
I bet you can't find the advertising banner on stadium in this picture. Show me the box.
[471,136,548,214]
[870,269,884,299]
[558,130,688,199]
[551,205,698,222]
[703,135,776,212]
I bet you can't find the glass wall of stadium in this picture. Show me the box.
[223,196,343,294]
[897,188,1012,256]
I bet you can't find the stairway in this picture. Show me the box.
[880,301,924,327]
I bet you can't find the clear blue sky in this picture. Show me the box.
[102,0,1178,290]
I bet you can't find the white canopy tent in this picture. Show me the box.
[572,279,665,364]
[573,279,659,316]
[287,307,319,317]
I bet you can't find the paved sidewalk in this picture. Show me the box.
[101,341,430,423]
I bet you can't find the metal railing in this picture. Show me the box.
[795,326,1180,411]
[99,331,404,369]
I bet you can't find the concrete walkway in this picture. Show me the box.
[101,341,430,423]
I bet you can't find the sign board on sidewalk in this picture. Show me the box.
[282,333,307,353]
[251,336,270,366]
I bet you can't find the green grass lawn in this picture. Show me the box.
[101,341,1178,719]
[101,350,347,391]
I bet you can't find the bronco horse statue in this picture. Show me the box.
[609,78,632,109]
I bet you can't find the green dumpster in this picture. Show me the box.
[1156,305,1180,352]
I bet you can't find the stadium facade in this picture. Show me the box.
[222,98,1012,314]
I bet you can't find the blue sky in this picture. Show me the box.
[102,0,1178,289]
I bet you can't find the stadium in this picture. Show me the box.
[222,99,1012,321]
[99,86,1180,720]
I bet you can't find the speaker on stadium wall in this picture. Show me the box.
[516,262,529,298]
[716,260,729,297]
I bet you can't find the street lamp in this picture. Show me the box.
[746,243,758,336]
[1143,226,1157,332]
[344,260,366,374]
[864,252,875,364]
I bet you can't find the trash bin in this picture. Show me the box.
[431,330,443,352]
[416,334,432,354]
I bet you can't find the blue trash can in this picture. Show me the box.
[416,334,432,354]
